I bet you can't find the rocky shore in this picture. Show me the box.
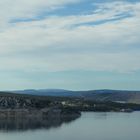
[0,94,81,119]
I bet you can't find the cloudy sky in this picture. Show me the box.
[0,0,140,90]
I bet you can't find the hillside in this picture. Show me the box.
[9,89,140,104]
[0,91,140,113]
[80,90,140,104]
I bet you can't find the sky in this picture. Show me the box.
[0,0,140,90]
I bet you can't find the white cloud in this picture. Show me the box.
[0,1,140,74]
[0,0,81,29]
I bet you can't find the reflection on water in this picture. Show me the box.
[0,116,79,132]
[0,112,140,140]
[82,112,131,120]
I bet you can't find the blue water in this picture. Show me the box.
[0,112,140,140]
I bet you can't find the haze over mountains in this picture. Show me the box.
[9,89,140,104]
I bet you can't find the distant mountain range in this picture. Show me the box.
[8,89,140,104]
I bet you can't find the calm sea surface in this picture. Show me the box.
[0,112,140,140]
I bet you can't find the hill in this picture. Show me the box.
[9,89,140,104]
[1,91,140,113]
